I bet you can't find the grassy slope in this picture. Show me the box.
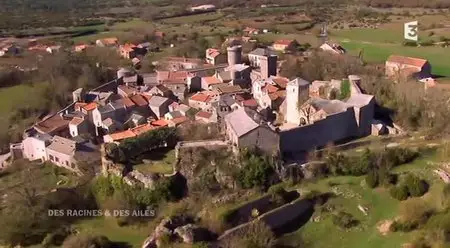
[0,83,47,120]
[134,149,175,174]
[279,149,443,248]
[72,218,149,248]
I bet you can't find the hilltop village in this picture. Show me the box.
[4,34,391,172]
[4,24,439,175]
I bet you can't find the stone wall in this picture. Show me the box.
[218,198,313,241]
[280,108,359,155]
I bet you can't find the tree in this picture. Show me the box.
[404,174,428,197]
[390,185,409,201]
[236,152,274,189]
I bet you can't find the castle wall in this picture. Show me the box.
[279,108,359,154]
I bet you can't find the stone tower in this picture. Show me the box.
[260,55,277,79]
[285,78,310,125]
[227,45,242,66]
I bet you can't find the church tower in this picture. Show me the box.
[285,78,310,125]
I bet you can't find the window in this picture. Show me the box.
[49,155,54,161]
[65,161,69,166]
[55,157,59,162]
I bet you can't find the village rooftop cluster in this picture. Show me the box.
[4,28,441,172]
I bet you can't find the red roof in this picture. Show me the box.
[99,37,118,45]
[271,76,289,89]
[82,102,98,111]
[120,43,137,53]
[274,39,294,46]
[69,117,85,126]
[263,84,279,94]
[118,85,136,96]
[151,119,169,127]
[131,124,155,136]
[120,97,136,108]
[130,94,148,106]
[196,111,212,119]
[190,92,211,103]
[157,70,188,82]
[75,102,87,110]
[202,76,222,86]
[387,55,428,68]
[206,48,221,58]
[242,98,258,107]
[108,130,136,141]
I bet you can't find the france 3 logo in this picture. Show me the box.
[404,21,418,42]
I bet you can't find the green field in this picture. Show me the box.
[337,40,450,77]
[0,83,47,119]
[134,149,175,175]
[73,218,149,248]
[279,149,443,248]
[161,12,225,24]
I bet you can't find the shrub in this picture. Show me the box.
[390,185,409,201]
[404,174,428,197]
[332,211,358,229]
[62,234,112,248]
[390,220,418,232]
[236,152,275,189]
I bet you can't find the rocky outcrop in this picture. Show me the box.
[142,215,214,247]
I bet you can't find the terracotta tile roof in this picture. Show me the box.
[108,130,136,141]
[120,97,136,108]
[151,119,169,127]
[120,43,137,52]
[118,85,137,96]
[74,44,89,51]
[69,117,85,126]
[263,84,279,94]
[34,115,70,134]
[75,102,87,111]
[387,55,428,68]
[157,70,189,82]
[100,37,118,45]
[155,31,165,38]
[190,92,211,103]
[274,39,294,46]
[130,94,148,106]
[82,102,98,111]
[206,48,221,58]
[242,98,258,107]
[142,93,153,101]
[271,76,289,89]
[202,76,222,86]
[196,111,212,119]
[131,124,155,136]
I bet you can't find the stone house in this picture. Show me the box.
[148,95,171,118]
[119,43,137,59]
[385,55,431,80]
[46,136,77,170]
[69,117,89,137]
[224,108,279,154]
[96,37,118,47]
[22,132,52,162]
[248,48,277,67]
[195,111,216,123]
[188,91,219,112]
[201,76,224,90]
[205,48,226,65]
[148,85,172,98]
[272,40,296,52]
